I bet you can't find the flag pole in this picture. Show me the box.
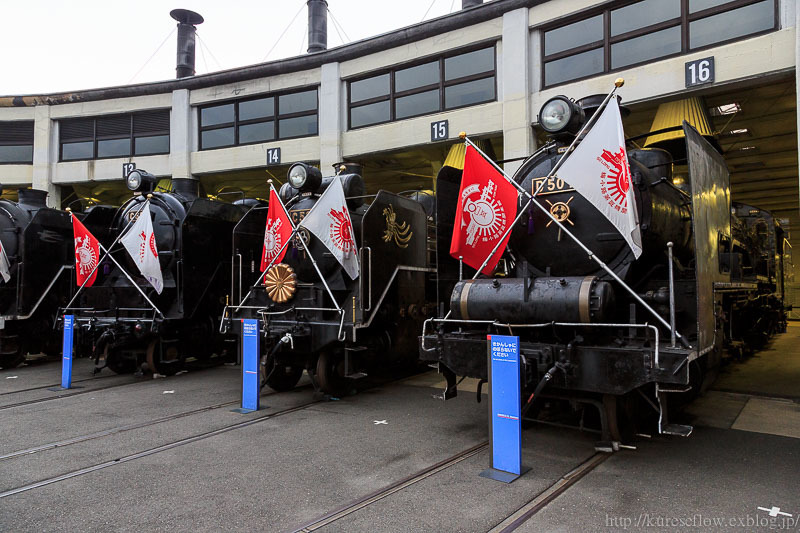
[96,241,164,318]
[460,80,690,347]
[63,200,150,312]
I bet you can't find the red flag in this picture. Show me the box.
[450,146,518,275]
[261,187,293,271]
[72,215,100,287]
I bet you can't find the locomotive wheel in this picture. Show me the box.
[262,354,304,392]
[315,350,349,397]
[0,351,25,370]
[146,338,185,376]
[0,334,25,369]
[105,348,138,374]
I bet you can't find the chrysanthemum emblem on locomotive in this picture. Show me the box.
[74,235,98,276]
[460,179,507,246]
[328,206,355,252]
[598,147,631,214]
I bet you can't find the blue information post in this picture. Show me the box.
[60,314,75,389]
[235,318,260,413]
[480,334,528,483]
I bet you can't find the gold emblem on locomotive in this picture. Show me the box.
[382,204,412,248]
[264,263,297,303]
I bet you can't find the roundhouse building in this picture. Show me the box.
[1,0,798,309]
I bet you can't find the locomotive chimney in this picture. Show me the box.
[307,0,328,53]
[170,9,204,79]
[461,0,482,8]
[171,177,200,199]
[17,188,48,208]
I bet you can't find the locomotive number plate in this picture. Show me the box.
[289,209,310,226]
[532,177,574,197]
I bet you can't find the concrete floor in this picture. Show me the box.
[0,326,798,532]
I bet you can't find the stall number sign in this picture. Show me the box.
[266,147,281,166]
[685,57,714,88]
[122,162,136,179]
[431,120,449,142]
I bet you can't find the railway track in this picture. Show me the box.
[0,372,123,397]
[0,379,143,411]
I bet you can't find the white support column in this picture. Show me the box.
[31,105,60,207]
[796,3,799,213]
[501,7,532,176]
[319,61,343,172]
[170,89,192,180]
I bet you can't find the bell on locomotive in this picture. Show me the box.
[65,169,246,376]
[419,91,785,441]
[0,187,75,369]
[223,162,432,396]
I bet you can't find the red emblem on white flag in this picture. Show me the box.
[120,202,164,294]
[261,187,293,270]
[72,215,100,287]
[327,207,355,253]
[450,145,518,275]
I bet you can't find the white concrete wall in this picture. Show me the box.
[189,68,320,106]
[191,136,320,175]
[501,7,532,175]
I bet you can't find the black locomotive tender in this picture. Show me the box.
[222,163,433,395]
[0,188,75,368]
[65,171,245,375]
[420,95,787,440]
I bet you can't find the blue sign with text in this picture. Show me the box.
[241,319,260,412]
[61,315,74,389]
[488,334,521,476]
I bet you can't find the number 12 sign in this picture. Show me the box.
[685,57,714,88]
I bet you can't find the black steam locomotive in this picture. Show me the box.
[68,171,245,375]
[0,188,74,368]
[420,95,786,440]
[222,163,432,395]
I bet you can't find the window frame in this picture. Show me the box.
[346,43,497,130]
[59,111,170,162]
[0,121,35,165]
[540,0,779,89]
[197,86,319,151]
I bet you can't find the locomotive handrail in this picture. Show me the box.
[3,265,72,321]
[359,246,372,312]
[355,265,436,330]
[421,317,662,368]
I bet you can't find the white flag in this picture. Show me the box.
[0,240,10,283]
[120,202,164,294]
[556,99,643,258]
[300,177,359,279]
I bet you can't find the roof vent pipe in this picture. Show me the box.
[307,0,328,53]
[462,0,482,8]
[170,9,204,79]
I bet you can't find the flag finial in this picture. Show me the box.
[65,207,72,212]
[267,179,273,185]
[146,194,153,199]
[614,78,625,87]
[459,131,467,139]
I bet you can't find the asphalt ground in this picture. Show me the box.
[0,327,798,532]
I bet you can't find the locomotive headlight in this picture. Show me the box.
[126,170,142,191]
[287,162,323,192]
[539,96,585,135]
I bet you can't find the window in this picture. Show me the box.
[541,0,777,87]
[198,88,318,150]
[0,121,34,164]
[347,45,496,129]
[59,110,170,161]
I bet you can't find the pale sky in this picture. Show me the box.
[1,0,470,96]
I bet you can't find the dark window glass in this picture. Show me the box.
[201,104,234,127]
[445,78,495,109]
[612,26,681,68]
[544,15,603,55]
[611,0,680,36]
[690,0,774,48]
[0,145,33,163]
[62,141,94,161]
[444,48,494,81]
[279,115,317,138]
[97,138,131,158]
[689,0,737,13]
[239,98,274,121]
[279,90,317,114]
[351,101,391,128]
[350,74,390,103]
[239,121,275,144]
[201,128,235,149]
[134,135,170,156]
[544,48,604,85]
[395,89,440,119]
[395,61,439,92]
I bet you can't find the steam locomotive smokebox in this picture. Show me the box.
[450,276,615,323]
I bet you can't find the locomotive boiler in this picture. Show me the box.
[0,188,74,368]
[68,171,246,375]
[223,163,432,395]
[420,94,784,440]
